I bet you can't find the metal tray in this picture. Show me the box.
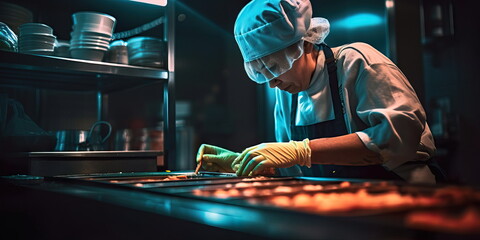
[48,171,480,235]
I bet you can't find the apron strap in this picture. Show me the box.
[320,44,345,122]
[290,44,346,135]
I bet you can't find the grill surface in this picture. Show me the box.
[43,171,480,238]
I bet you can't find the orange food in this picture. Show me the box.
[268,189,445,214]
[302,184,324,191]
[273,186,293,193]
[242,188,258,197]
[213,189,229,198]
[270,196,290,207]
[406,207,480,234]
[227,188,241,197]
[242,176,271,181]
[163,175,188,181]
[234,182,250,188]
[292,193,312,207]
[339,181,351,188]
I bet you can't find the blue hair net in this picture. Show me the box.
[234,0,330,83]
[234,0,312,62]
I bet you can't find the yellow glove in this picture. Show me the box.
[233,139,312,176]
[196,144,239,173]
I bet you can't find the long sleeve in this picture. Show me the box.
[326,43,436,171]
[353,63,434,170]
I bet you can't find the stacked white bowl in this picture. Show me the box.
[69,12,116,61]
[127,36,166,68]
[18,23,56,55]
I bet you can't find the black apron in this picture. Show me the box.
[290,44,402,180]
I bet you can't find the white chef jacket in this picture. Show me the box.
[274,42,436,183]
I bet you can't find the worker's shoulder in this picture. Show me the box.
[336,42,393,66]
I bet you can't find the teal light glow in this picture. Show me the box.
[335,13,383,29]
[129,0,167,6]
[192,203,262,229]
[204,211,226,223]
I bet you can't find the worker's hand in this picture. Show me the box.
[233,139,312,176]
[196,144,239,173]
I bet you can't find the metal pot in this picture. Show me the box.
[54,121,112,151]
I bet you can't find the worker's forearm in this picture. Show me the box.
[309,133,383,166]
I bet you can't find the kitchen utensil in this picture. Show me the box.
[194,160,202,175]
[54,121,112,151]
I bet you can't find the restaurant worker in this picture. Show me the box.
[196,0,443,184]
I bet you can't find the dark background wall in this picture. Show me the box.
[419,0,480,184]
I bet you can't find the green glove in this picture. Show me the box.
[196,144,239,173]
[233,139,312,176]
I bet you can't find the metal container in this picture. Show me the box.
[114,127,163,151]
[104,40,128,64]
[126,36,165,68]
[54,129,88,151]
[54,121,112,151]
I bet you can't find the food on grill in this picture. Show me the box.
[129,175,190,187]
[302,184,324,191]
[162,175,188,181]
[191,181,377,200]
[405,207,480,234]
[263,184,480,215]
[266,189,442,213]
[242,188,258,197]
[270,195,290,206]
[339,181,351,188]
[242,176,272,181]
[211,188,242,198]
[292,193,312,207]
[273,186,294,193]
[234,182,251,188]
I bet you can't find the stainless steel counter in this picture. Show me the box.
[1,172,479,239]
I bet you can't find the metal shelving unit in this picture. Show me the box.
[0,50,168,92]
[0,0,176,173]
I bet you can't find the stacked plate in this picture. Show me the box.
[0,1,33,35]
[127,36,166,68]
[18,23,56,55]
[69,12,116,61]
[104,40,128,64]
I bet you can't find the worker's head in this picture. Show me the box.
[234,0,330,85]
[267,41,317,93]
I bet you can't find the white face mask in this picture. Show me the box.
[244,17,330,84]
